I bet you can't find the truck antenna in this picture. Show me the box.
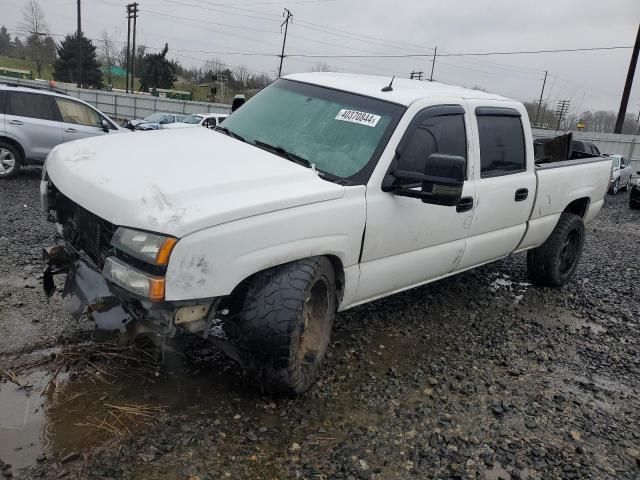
[381,75,395,92]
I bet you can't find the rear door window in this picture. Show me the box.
[54,98,101,127]
[476,108,526,177]
[6,91,56,121]
[0,91,6,114]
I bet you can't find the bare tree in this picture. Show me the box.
[233,65,251,88]
[99,30,116,86]
[308,61,333,72]
[19,0,49,78]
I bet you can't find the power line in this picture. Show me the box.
[284,45,634,58]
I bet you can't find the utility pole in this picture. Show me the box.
[555,99,570,131]
[125,5,131,93]
[429,46,437,81]
[278,8,293,78]
[76,0,82,88]
[410,71,423,80]
[615,23,640,134]
[131,3,138,92]
[534,70,548,126]
[126,3,139,93]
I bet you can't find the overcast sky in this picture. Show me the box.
[3,0,640,113]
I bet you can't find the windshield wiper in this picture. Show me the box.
[253,140,311,168]
[214,126,246,142]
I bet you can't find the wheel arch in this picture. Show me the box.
[219,254,346,316]
[0,136,26,162]
[563,197,590,218]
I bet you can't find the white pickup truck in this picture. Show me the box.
[40,73,611,394]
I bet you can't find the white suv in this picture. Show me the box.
[0,83,125,178]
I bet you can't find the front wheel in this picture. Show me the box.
[527,212,585,287]
[232,257,336,395]
[0,142,21,179]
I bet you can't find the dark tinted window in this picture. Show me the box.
[6,91,55,121]
[477,115,526,177]
[396,113,466,181]
[0,91,6,114]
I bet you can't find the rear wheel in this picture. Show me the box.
[232,257,336,395]
[611,178,620,195]
[527,213,585,287]
[0,142,21,179]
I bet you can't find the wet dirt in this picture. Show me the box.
[1,175,639,479]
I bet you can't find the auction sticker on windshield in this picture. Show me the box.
[335,109,381,127]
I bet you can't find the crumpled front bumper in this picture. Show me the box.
[42,245,221,339]
[43,245,131,333]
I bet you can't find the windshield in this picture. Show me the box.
[143,113,166,122]
[612,157,620,168]
[181,114,203,124]
[220,79,404,181]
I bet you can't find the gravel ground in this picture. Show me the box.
[0,173,639,480]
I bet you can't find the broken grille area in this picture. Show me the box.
[56,194,118,269]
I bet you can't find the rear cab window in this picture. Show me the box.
[475,107,526,177]
[6,91,56,121]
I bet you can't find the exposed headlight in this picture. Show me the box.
[103,256,165,301]
[111,227,177,265]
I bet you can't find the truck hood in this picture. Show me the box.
[45,128,345,237]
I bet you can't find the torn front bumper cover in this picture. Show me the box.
[42,246,224,340]
[43,245,132,333]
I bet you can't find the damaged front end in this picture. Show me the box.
[40,180,229,346]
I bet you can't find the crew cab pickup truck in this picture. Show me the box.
[40,73,611,394]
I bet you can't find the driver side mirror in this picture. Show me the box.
[101,119,110,133]
[382,154,465,206]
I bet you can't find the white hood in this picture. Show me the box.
[45,128,345,237]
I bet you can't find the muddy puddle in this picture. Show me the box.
[0,342,265,477]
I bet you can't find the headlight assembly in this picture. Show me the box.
[102,256,165,301]
[111,227,177,266]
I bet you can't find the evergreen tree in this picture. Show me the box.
[12,36,25,59]
[0,26,11,56]
[139,43,176,91]
[53,33,102,88]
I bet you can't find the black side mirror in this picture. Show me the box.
[101,119,110,133]
[382,154,465,206]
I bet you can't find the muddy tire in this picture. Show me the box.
[0,142,21,179]
[610,178,620,195]
[527,213,585,287]
[233,257,336,395]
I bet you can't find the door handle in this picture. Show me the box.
[456,196,474,213]
[8,120,23,125]
[64,128,78,133]
[515,188,529,202]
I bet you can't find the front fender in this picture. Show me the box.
[164,187,366,307]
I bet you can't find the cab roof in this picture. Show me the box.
[285,72,513,106]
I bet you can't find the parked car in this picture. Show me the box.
[40,73,611,394]
[121,113,185,131]
[163,113,228,130]
[606,154,633,194]
[630,171,640,210]
[0,82,125,178]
